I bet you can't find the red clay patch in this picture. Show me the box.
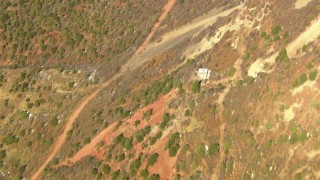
[58,90,176,167]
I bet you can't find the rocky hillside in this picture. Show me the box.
[1,0,320,179]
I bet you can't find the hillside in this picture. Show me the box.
[1,0,320,179]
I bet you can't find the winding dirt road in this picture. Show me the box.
[31,1,176,179]
[32,1,244,179]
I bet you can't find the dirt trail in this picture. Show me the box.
[212,59,244,179]
[32,2,245,179]
[136,0,177,54]
[30,78,116,180]
[125,4,244,71]
[31,1,176,179]
[57,91,173,166]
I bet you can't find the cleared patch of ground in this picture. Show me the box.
[295,0,313,9]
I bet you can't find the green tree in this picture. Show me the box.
[191,80,201,93]
[103,164,111,175]
[148,153,159,166]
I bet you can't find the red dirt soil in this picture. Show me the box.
[58,91,176,166]
[136,0,177,54]
[31,1,176,179]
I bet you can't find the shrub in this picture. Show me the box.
[196,144,206,157]
[0,150,6,160]
[187,59,195,64]
[50,117,59,126]
[191,80,201,93]
[117,153,125,162]
[299,73,307,84]
[271,25,282,35]
[91,168,98,175]
[302,44,308,52]
[242,52,251,61]
[283,31,290,38]
[260,32,267,38]
[276,48,289,62]
[309,70,318,81]
[5,134,19,145]
[134,120,140,127]
[208,143,220,155]
[227,67,236,77]
[111,170,120,180]
[134,126,151,143]
[124,137,133,150]
[184,109,191,116]
[289,133,298,144]
[147,153,159,166]
[149,174,160,180]
[68,82,75,88]
[129,158,142,176]
[167,133,180,157]
[20,111,28,119]
[160,113,170,129]
[245,76,255,84]
[140,169,149,178]
[169,144,180,157]
[149,137,157,145]
[273,35,280,41]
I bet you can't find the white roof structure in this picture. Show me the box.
[197,68,211,80]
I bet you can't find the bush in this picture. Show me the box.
[196,144,206,157]
[111,170,120,180]
[276,48,289,62]
[117,153,125,162]
[50,117,59,126]
[147,153,159,166]
[159,113,170,129]
[245,76,255,84]
[140,169,149,178]
[5,134,19,145]
[227,67,236,77]
[191,80,201,93]
[149,174,160,180]
[91,168,98,175]
[208,143,220,155]
[129,158,142,176]
[167,133,180,156]
[169,144,180,157]
[271,25,282,35]
[293,73,308,88]
[242,52,251,61]
[309,70,318,81]
[134,120,140,127]
[0,150,6,160]
[184,109,191,116]
[20,111,28,119]
[289,133,298,144]
[68,82,75,88]
[134,126,151,143]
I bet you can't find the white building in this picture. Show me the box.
[197,68,211,80]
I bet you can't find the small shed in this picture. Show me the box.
[197,68,211,80]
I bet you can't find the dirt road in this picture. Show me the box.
[125,4,243,71]
[32,2,244,179]
[31,1,176,179]
[136,0,177,54]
